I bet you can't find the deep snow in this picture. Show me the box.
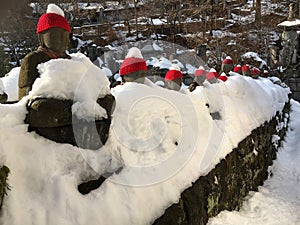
[0,53,291,225]
[208,100,300,225]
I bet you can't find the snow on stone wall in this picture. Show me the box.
[0,54,291,225]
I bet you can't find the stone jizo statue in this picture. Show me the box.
[119,47,148,84]
[165,64,183,91]
[18,4,71,100]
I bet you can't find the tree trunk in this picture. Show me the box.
[134,0,138,40]
[255,0,261,28]
[223,0,226,10]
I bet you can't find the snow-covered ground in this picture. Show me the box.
[0,53,292,225]
[208,100,300,225]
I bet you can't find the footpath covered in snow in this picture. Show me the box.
[0,53,291,225]
[208,100,300,225]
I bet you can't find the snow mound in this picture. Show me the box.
[125,47,144,59]
[0,67,20,101]
[47,3,65,17]
[169,64,181,71]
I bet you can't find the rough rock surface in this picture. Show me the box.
[26,94,115,150]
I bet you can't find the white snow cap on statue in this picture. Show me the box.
[169,64,181,71]
[126,47,144,59]
[47,4,65,17]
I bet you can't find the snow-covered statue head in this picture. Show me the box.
[205,68,219,84]
[251,67,260,79]
[189,66,207,92]
[242,64,251,76]
[18,4,71,100]
[36,4,71,54]
[221,56,234,74]
[164,64,183,91]
[119,47,148,83]
[233,64,242,75]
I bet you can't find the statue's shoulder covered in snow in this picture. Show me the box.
[19,50,53,100]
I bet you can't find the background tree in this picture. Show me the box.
[0,2,37,67]
[255,0,262,28]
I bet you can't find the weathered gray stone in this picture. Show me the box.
[26,98,73,128]
[30,118,111,150]
[26,95,115,150]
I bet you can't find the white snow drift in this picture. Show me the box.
[0,53,290,225]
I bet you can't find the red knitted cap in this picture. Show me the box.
[206,69,219,80]
[242,64,250,72]
[233,65,242,72]
[251,68,261,75]
[218,75,228,82]
[36,13,70,34]
[194,67,207,77]
[222,56,233,65]
[262,70,269,77]
[119,57,147,76]
[165,70,183,81]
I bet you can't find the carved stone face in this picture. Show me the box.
[39,27,69,53]
[165,78,182,91]
[194,76,206,86]
[122,70,146,83]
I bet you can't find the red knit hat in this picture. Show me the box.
[218,73,228,82]
[206,68,219,80]
[233,65,242,73]
[119,47,147,76]
[165,64,183,81]
[251,67,261,75]
[36,4,70,34]
[262,70,269,77]
[194,66,207,77]
[242,64,250,72]
[222,56,233,65]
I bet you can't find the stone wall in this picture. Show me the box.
[283,67,300,102]
[0,165,9,210]
[154,101,290,225]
